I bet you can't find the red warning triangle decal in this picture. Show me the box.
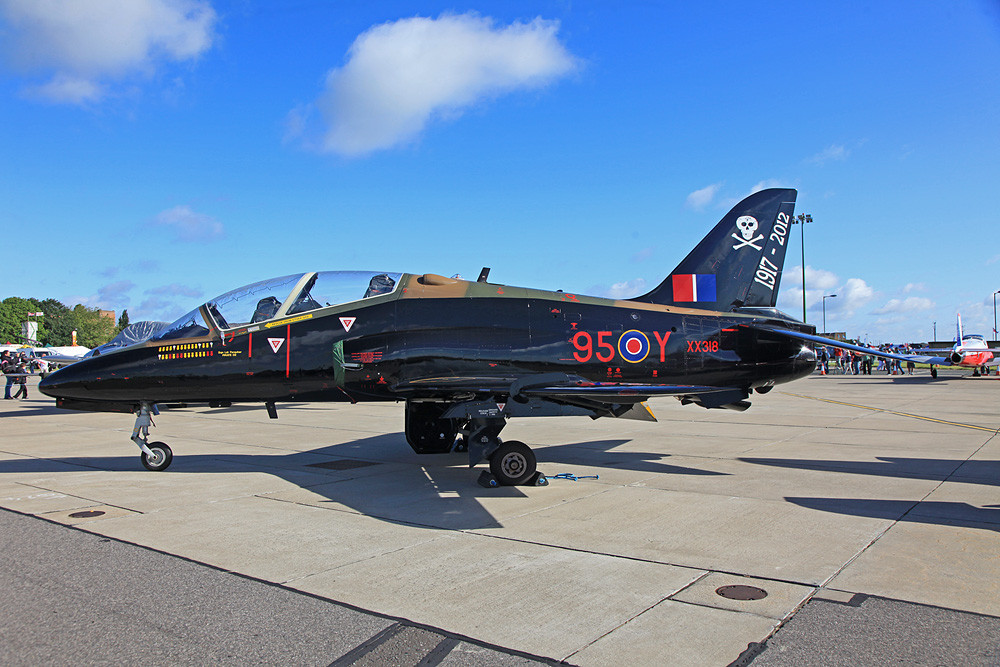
[340,317,356,332]
[267,338,285,353]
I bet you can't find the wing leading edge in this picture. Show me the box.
[759,326,999,368]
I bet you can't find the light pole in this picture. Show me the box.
[822,293,837,334]
[791,213,813,323]
[994,290,999,345]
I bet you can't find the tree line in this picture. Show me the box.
[1,297,130,348]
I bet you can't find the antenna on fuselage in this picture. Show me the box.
[478,267,491,283]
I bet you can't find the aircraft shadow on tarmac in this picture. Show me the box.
[742,456,1000,532]
[0,403,91,418]
[825,377,956,385]
[0,432,725,531]
[783,498,999,532]
[741,456,1000,487]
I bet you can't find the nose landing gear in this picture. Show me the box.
[131,403,173,472]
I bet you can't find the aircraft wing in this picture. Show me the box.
[519,383,740,402]
[38,353,87,366]
[760,327,919,364]
[393,374,747,409]
[904,355,952,366]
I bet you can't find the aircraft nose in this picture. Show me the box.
[39,362,93,400]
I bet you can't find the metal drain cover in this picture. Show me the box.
[69,510,106,519]
[716,585,768,601]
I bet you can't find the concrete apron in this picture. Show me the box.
[1,372,997,665]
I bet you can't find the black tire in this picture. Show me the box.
[489,440,536,486]
[141,441,173,471]
[931,368,937,378]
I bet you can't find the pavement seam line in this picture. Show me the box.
[780,392,1000,432]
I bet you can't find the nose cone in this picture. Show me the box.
[39,363,85,399]
[39,356,106,401]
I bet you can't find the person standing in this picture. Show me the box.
[1,351,14,399]
[11,355,28,399]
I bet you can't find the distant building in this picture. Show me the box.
[98,310,115,321]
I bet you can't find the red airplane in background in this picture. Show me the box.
[908,314,997,378]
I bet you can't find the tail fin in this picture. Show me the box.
[631,188,797,311]
[956,313,963,341]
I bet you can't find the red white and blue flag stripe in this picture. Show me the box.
[671,274,717,302]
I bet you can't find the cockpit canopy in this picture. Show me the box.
[962,334,985,342]
[152,271,402,342]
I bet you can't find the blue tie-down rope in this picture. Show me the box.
[548,473,599,481]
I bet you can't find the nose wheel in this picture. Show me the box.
[141,442,173,471]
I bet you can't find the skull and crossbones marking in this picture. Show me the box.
[732,215,764,251]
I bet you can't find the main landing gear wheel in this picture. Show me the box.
[141,441,173,471]
[931,368,938,378]
[489,440,536,486]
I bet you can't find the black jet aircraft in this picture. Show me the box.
[41,188,820,485]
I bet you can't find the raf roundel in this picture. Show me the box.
[618,330,650,363]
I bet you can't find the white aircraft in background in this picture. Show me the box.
[28,346,91,371]
[908,314,997,378]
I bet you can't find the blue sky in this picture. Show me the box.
[1,0,998,344]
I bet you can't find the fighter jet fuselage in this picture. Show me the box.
[42,276,815,410]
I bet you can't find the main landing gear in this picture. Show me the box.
[131,403,173,472]
[405,399,544,486]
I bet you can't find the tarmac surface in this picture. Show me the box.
[1,369,999,665]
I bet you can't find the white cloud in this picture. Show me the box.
[717,180,785,210]
[147,283,202,298]
[902,282,926,293]
[152,205,223,242]
[807,144,849,165]
[685,183,722,210]
[97,280,135,304]
[135,283,202,320]
[782,265,839,292]
[872,296,935,315]
[22,73,105,105]
[838,278,875,317]
[778,266,874,320]
[591,278,647,300]
[299,13,577,156]
[1,0,217,104]
[137,296,187,321]
[748,179,783,194]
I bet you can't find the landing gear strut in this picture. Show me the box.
[405,399,543,486]
[131,403,173,471]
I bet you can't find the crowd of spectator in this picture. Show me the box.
[815,343,917,376]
